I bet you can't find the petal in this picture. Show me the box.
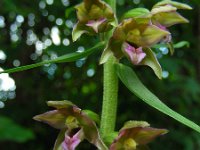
[33,110,68,129]
[152,11,189,27]
[151,5,177,15]
[127,23,170,47]
[120,121,150,131]
[153,0,192,10]
[47,100,74,109]
[130,127,168,145]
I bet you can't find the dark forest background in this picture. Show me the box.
[0,0,200,149]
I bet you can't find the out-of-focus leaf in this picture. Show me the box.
[174,41,190,49]
[116,63,200,133]
[0,42,105,74]
[0,115,35,143]
[167,42,174,55]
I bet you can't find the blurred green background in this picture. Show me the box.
[0,0,200,149]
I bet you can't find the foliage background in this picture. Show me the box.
[0,0,200,149]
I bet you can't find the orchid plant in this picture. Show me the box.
[1,0,200,149]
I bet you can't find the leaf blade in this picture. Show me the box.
[0,42,105,74]
[116,63,200,133]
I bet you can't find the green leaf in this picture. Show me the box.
[141,48,162,79]
[174,41,190,49]
[0,115,35,142]
[116,63,200,133]
[0,42,105,74]
[123,8,150,19]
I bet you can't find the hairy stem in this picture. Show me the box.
[100,0,118,140]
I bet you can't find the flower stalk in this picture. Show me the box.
[100,0,118,140]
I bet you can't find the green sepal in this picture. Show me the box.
[120,121,150,131]
[122,8,151,19]
[152,11,189,27]
[153,0,192,10]
[151,4,177,15]
[72,22,89,42]
[140,48,162,79]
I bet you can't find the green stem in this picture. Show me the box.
[100,0,118,139]
[100,56,118,137]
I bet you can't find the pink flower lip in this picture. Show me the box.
[123,42,146,65]
[86,18,107,33]
[62,129,84,150]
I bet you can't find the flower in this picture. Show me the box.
[101,18,169,59]
[110,121,168,150]
[33,100,107,150]
[100,18,168,78]
[72,0,116,41]
[121,0,191,52]
[100,0,192,78]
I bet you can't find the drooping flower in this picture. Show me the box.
[110,121,168,150]
[120,0,192,55]
[100,18,169,78]
[33,100,107,150]
[72,0,116,41]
